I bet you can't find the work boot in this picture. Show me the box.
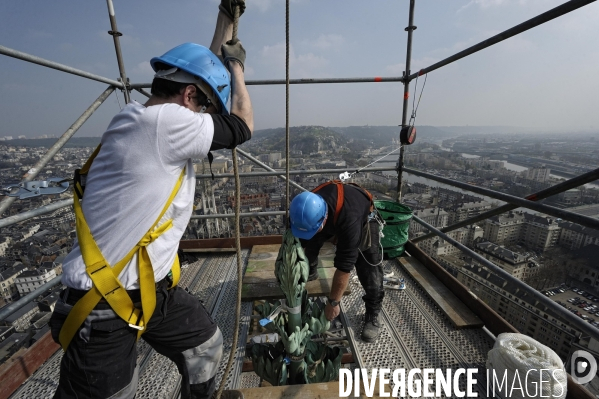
[307,260,318,281]
[361,313,381,342]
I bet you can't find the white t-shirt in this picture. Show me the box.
[62,101,214,290]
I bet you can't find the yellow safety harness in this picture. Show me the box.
[59,145,183,350]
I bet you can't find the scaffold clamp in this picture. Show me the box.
[1,178,70,199]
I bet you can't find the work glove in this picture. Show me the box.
[219,0,245,21]
[221,39,246,72]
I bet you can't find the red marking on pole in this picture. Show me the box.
[526,194,538,201]
[404,92,410,99]
[374,77,382,82]
[418,69,425,76]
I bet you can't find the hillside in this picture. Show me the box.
[329,125,456,147]
[252,126,348,154]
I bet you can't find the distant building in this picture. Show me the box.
[473,238,533,280]
[521,213,561,252]
[456,264,574,360]
[483,212,526,245]
[520,167,550,183]
[0,264,28,304]
[228,193,270,209]
[0,301,38,332]
[14,268,56,296]
[447,201,492,225]
[410,207,448,235]
[483,211,561,253]
[559,222,599,250]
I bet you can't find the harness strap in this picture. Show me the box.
[312,179,374,225]
[59,148,185,350]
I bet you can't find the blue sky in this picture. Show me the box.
[1,0,598,138]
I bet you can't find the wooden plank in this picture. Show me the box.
[245,242,336,274]
[0,332,60,399]
[251,244,282,254]
[181,248,237,253]
[243,267,336,284]
[228,376,392,398]
[242,273,349,301]
[399,256,484,329]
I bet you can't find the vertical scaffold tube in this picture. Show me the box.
[105,0,130,103]
[396,0,416,201]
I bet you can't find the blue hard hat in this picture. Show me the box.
[150,43,231,114]
[290,192,328,240]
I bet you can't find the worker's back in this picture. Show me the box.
[62,101,214,290]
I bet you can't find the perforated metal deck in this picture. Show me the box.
[341,257,495,398]
[9,252,495,398]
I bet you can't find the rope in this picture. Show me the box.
[214,5,242,399]
[285,0,290,227]
[408,72,427,128]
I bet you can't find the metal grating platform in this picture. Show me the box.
[341,257,495,398]
[10,252,497,398]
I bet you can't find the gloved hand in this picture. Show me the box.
[219,0,245,21]
[221,39,246,72]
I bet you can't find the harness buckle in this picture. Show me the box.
[128,323,144,331]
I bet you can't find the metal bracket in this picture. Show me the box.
[2,178,70,199]
[339,171,352,183]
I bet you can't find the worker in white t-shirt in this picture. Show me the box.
[49,1,252,398]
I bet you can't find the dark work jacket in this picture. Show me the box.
[300,183,372,273]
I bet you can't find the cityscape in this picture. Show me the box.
[1,126,598,375]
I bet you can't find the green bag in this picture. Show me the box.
[374,200,413,259]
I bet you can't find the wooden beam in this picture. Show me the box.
[0,332,60,399]
[242,272,349,301]
[400,256,483,328]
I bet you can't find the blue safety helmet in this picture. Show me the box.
[150,43,231,114]
[289,192,328,240]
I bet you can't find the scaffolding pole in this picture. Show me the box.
[191,211,285,220]
[0,86,115,216]
[129,76,406,89]
[0,276,62,321]
[105,0,130,103]
[195,166,396,179]
[397,0,416,201]
[413,167,599,243]
[0,45,124,88]
[0,199,73,229]
[404,167,599,230]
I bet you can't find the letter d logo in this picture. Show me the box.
[571,350,597,385]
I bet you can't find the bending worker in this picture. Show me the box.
[48,1,252,398]
[289,182,384,342]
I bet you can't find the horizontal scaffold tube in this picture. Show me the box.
[195,166,396,179]
[412,167,599,243]
[411,215,599,341]
[404,167,599,230]
[129,76,406,89]
[0,45,125,88]
[0,275,62,321]
[0,199,73,229]
[191,211,285,220]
